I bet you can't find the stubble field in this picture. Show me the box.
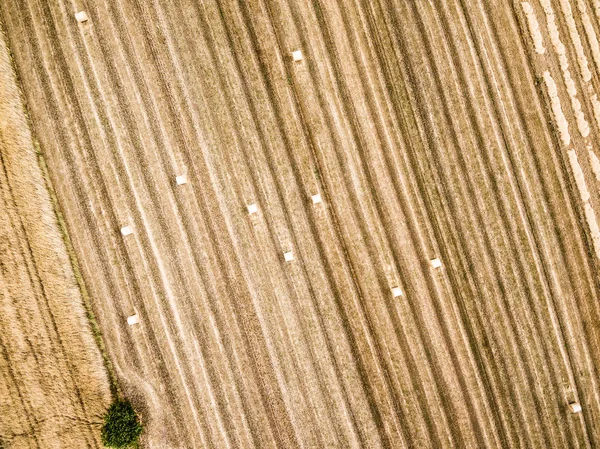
[1,0,600,448]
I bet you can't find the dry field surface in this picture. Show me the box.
[0,25,111,449]
[2,0,600,447]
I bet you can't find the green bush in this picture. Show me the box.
[101,399,143,448]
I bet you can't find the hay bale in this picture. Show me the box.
[75,11,89,23]
[569,402,582,413]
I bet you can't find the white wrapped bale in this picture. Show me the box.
[75,11,89,23]
[292,50,303,62]
[569,402,582,413]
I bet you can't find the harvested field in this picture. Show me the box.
[2,0,600,448]
[0,24,111,449]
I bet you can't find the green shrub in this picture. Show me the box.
[101,399,143,448]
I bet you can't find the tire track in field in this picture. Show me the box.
[2,118,110,448]
[0,329,38,449]
[0,145,65,442]
[0,224,41,449]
